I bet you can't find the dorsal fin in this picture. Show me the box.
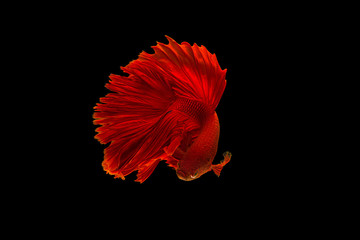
[139,36,227,111]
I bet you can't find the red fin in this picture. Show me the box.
[140,36,227,111]
[95,108,199,181]
[94,52,177,181]
[212,151,232,177]
[211,164,223,177]
[163,135,182,156]
[136,159,161,183]
[164,155,179,168]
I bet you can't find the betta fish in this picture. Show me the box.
[93,36,231,183]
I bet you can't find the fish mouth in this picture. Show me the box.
[176,170,197,181]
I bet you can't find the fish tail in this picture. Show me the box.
[94,55,198,182]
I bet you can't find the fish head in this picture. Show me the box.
[176,157,212,181]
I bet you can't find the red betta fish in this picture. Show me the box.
[93,36,231,183]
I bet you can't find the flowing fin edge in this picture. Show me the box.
[134,135,184,183]
[100,111,199,183]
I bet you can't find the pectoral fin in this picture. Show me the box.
[211,151,232,177]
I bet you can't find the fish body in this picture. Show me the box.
[177,111,219,180]
[94,36,231,183]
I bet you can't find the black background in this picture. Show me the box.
[16,3,333,233]
[66,8,316,208]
